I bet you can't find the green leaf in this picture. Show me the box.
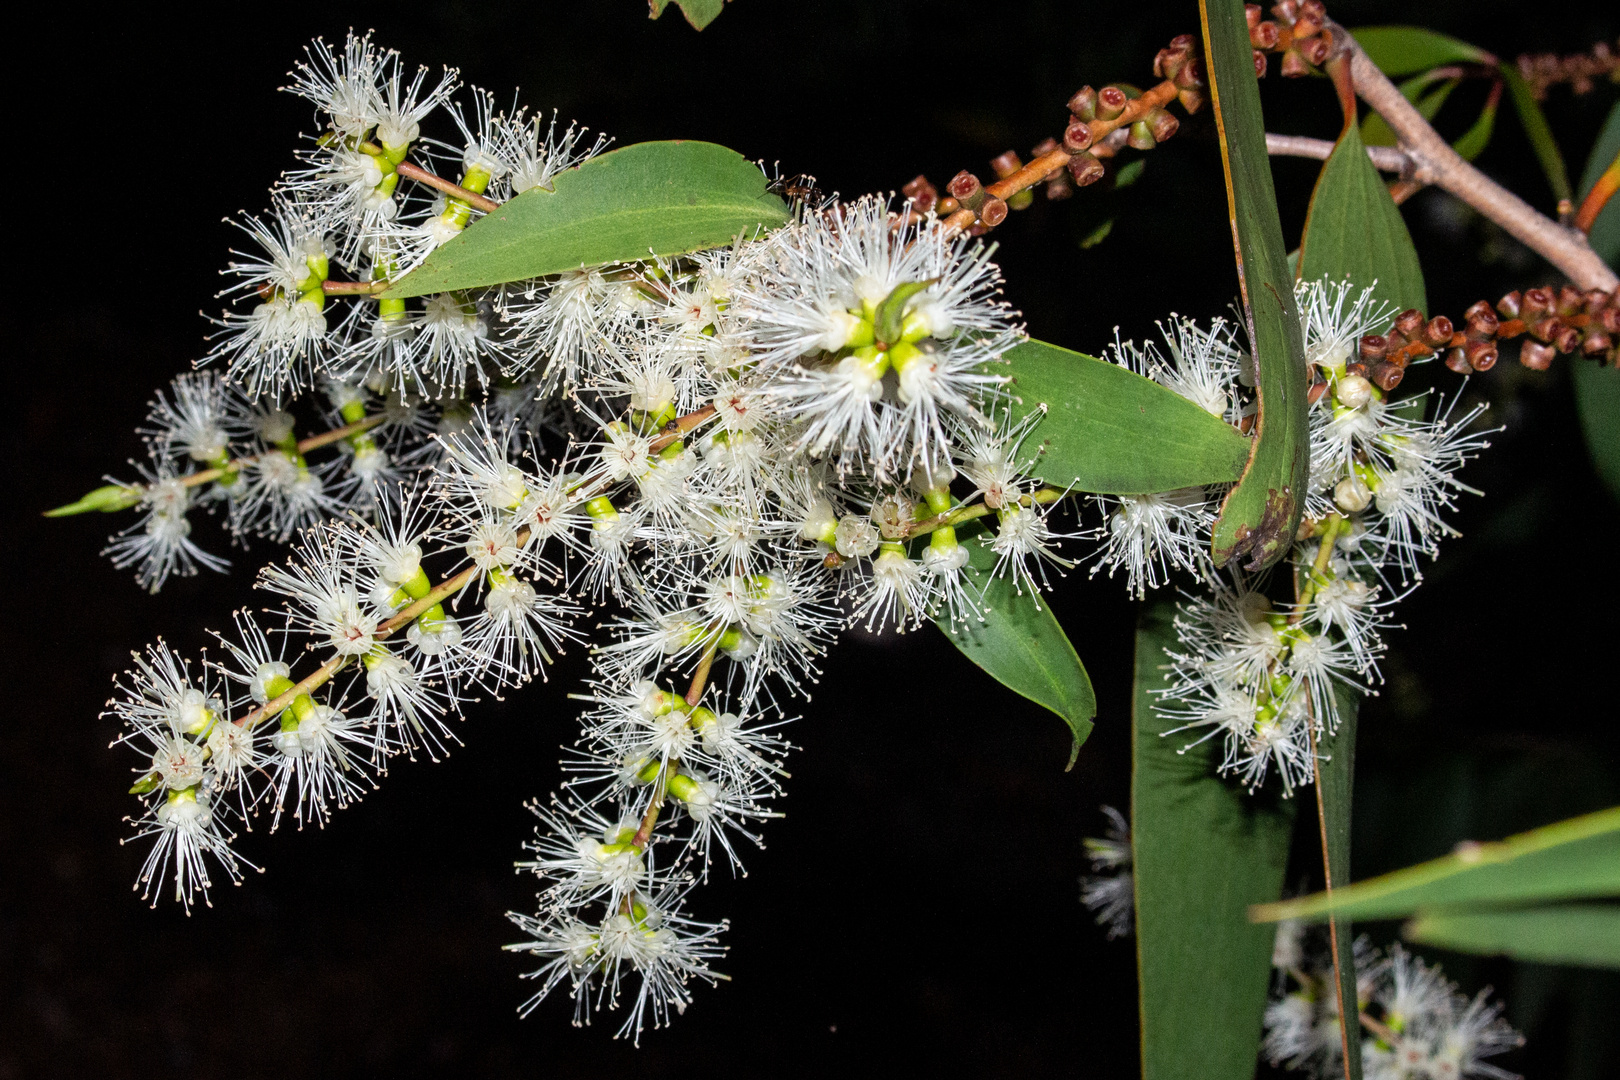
[1254,805,1620,923]
[1078,219,1114,248]
[1362,74,1457,148]
[1501,64,1573,205]
[1114,159,1147,189]
[1200,0,1310,571]
[1405,905,1620,969]
[1571,102,1620,503]
[1573,362,1620,502]
[1312,685,1363,1080]
[1133,604,1297,1080]
[386,141,787,298]
[648,0,728,30]
[1349,26,1494,77]
[937,538,1095,766]
[1299,120,1428,316]
[1450,93,1500,162]
[1002,339,1251,494]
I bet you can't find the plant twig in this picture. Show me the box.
[1266,132,1413,173]
[395,161,501,214]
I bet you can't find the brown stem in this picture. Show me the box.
[1327,21,1617,292]
[649,404,717,453]
[1265,133,1413,173]
[395,161,501,214]
[321,280,390,295]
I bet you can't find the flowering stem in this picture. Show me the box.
[628,641,720,857]
[395,161,501,214]
[177,414,391,489]
[649,404,717,453]
[1574,148,1620,234]
[1359,1011,1398,1045]
[235,526,530,732]
[905,487,1066,538]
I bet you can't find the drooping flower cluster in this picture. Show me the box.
[1266,924,1523,1080]
[91,31,1098,1041]
[1088,280,1492,794]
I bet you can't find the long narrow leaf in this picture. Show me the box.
[1200,0,1310,571]
[1501,64,1573,205]
[1133,605,1296,1080]
[1404,905,1620,969]
[1253,806,1620,922]
[1349,26,1494,77]
[1571,101,1620,502]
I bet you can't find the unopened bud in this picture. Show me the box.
[1581,329,1613,357]
[1359,335,1388,361]
[1557,285,1584,316]
[1254,49,1270,77]
[1370,360,1405,390]
[1068,86,1098,121]
[1519,340,1557,370]
[1307,378,1328,405]
[1393,308,1425,337]
[1146,108,1180,144]
[1245,3,1263,28]
[1178,87,1208,113]
[1280,48,1310,77]
[1442,347,1470,373]
[1251,20,1281,49]
[1128,120,1157,151]
[990,151,1022,179]
[1584,289,1611,314]
[1600,307,1620,335]
[1174,57,1207,89]
[1063,119,1094,152]
[1496,291,1523,319]
[1068,151,1105,186]
[1334,476,1372,512]
[1335,374,1373,408]
[1553,325,1582,353]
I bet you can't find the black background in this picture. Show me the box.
[4,2,1618,1077]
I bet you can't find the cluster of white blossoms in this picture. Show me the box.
[1088,281,1493,794]
[1266,925,1523,1080]
[90,32,1101,1041]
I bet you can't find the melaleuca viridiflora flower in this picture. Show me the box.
[90,31,1091,1042]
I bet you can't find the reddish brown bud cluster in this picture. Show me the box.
[1352,287,1620,388]
[902,31,1203,235]
[1246,1,1333,79]
[1516,40,1619,100]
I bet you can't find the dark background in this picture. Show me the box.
[4,1,1618,1076]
